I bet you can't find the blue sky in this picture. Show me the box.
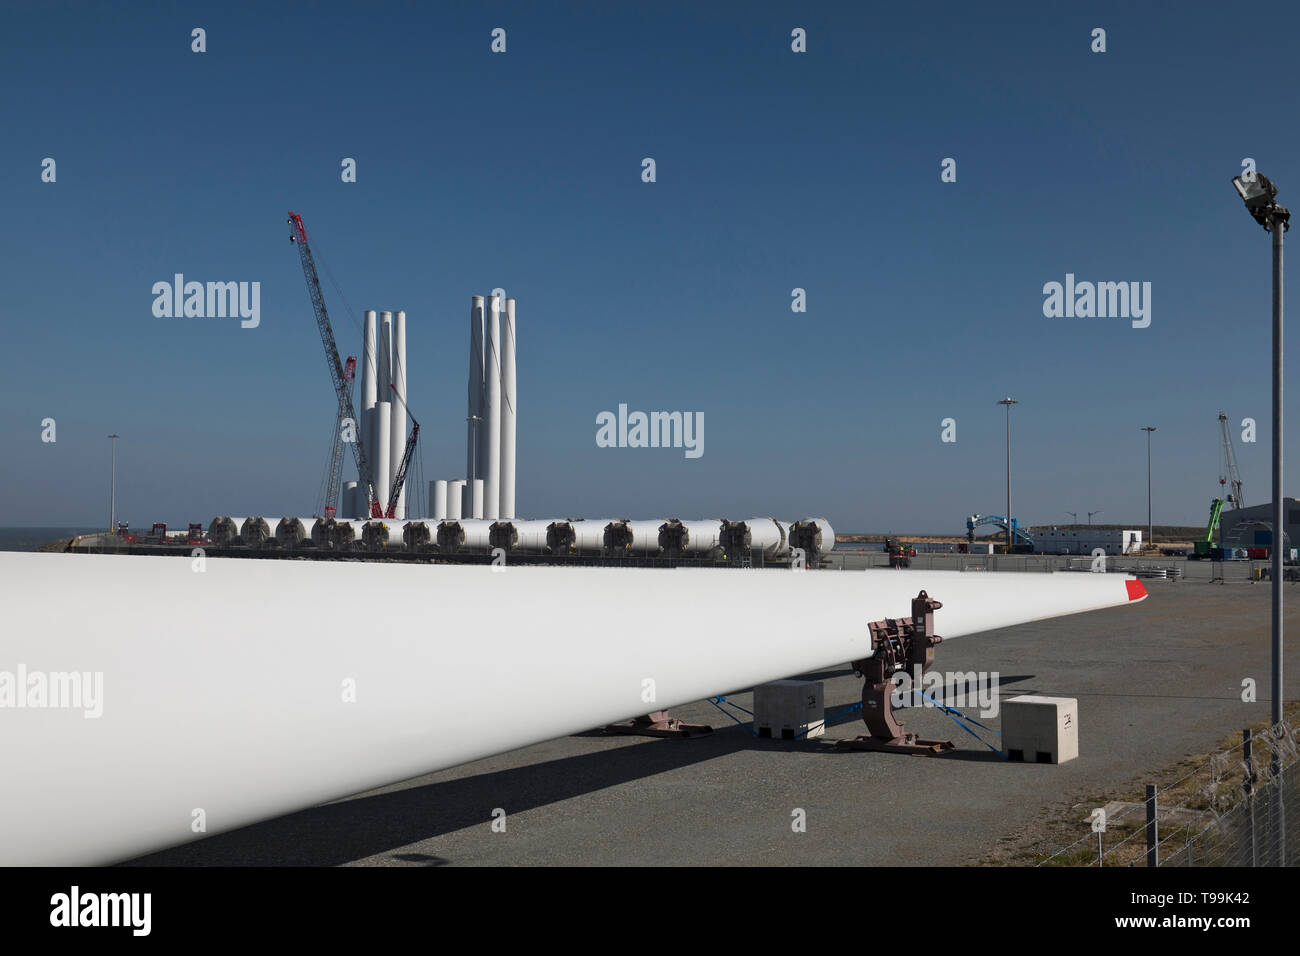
[1,0,1297,533]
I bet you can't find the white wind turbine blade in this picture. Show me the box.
[0,551,1145,865]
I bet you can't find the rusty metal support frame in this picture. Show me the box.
[604,711,714,738]
[837,590,956,756]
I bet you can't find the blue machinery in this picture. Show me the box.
[966,514,1034,548]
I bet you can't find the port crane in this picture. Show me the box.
[1191,415,1249,558]
[289,211,421,519]
[1218,411,1245,510]
[288,211,381,518]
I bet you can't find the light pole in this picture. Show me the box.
[107,434,119,533]
[1088,510,1102,525]
[1141,427,1156,550]
[1231,171,1288,738]
[997,398,1017,552]
[1232,170,1289,864]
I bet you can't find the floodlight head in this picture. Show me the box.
[1232,172,1289,229]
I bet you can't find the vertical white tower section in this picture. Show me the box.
[446,480,464,520]
[361,310,377,506]
[500,297,517,520]
[467,296,485,491]
[389,310,407,519]
[484,295,502,521]
[470,478,484,520]
[377,311,393,512]
[378,311,393,402]
[431,480,448,521]
[374,401,392,515]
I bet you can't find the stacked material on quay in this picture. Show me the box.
[206,516,835,559]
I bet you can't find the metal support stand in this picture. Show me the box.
[604,711,713,738]
[837,590,956,756]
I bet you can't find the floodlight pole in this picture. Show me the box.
[1142,427,1156,550]
[1230,173,1287,757]
[1271,213,1283,735]
[998,398,1017,553]
[107,434,119,533]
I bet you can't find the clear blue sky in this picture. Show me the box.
[2,0,1297,533]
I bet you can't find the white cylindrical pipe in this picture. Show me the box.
[308,518,329,549]
[310,518,367,550]
[389,310,407,519]
[378,311,393,403]
[470,478,484,520]
[483,295,502,521]
[403,520,435,550]
[467,296,485,489]
[207,517,242,547]
[377,311,393,510]
[361,310,377,498]
[500,297,516,520]
[432,480,448,521]
[436,518,495,552]
[603,519,665,555]
[546,518,610,555]
[342,481,359,521]
[208,515,239,546]
[361,520,405,551]
[0,551,1147,866]
[274,517,313,549]
[240,517,279,549]
[660,518,725,557]
[787,517,836,559]
[446,480,464,520]
[361,406,378,515]
[721,517,789,558]
[374,402,392,515]
[488,519,552,554]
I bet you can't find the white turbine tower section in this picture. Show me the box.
[468,478,484,520]
[467,296,485,493]
[361,310,377,507]
[377,311,393,511]
[446,480,464,520]
[274,517,314,549]
[483,295,502,521]
[500,297,517,519]
[436,519,495,552]
[378,311,393,395]
[342,481,358,520]
[374,401,392,513]
[389,310,407,519]
[431,480,448,521]
[0,551,1147,865]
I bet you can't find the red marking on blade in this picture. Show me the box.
[1126,579,1147,601]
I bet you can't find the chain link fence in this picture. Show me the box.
[1039,716,1299,867]
[825,550,1289,583]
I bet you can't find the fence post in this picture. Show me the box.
[1272,723,1286,867]
[1145,784,1158,867]
[1244,729,1257,867]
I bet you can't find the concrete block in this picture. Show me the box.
[754,679,824,740]
[1003,695,1078,764]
